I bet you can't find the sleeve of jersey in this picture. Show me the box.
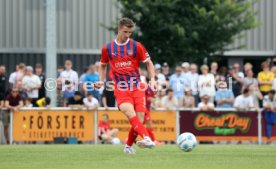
[100,45,109,64]
[137,43,150,63]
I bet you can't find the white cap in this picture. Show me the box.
[154,63,161,69]
[182,62,190,68]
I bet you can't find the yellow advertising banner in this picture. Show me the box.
[97,110,176,141]
[13,110,94,142]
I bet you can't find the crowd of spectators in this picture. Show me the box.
[0,59,276,112]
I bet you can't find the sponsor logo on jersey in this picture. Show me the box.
[115,61,132,68]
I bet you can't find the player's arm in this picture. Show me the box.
[95,45,109,89]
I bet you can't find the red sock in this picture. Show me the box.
[146,127,156,142]
[126,127,138,146]
[129,116,149,138]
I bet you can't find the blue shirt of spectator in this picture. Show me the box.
[169,66,189,99]
[215,89,234,108]
[85,72,100,100]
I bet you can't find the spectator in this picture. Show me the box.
[36,97,51,108]
[181,62,191,82]
[262,90,276,141]
[198,95,215,111]
[248,83,263,108]
[102,81,116,108]
[244,62,253,73]
[215,81,234,108]
[67,91,84,108]
[198,65,215,100]
[227,66,243,97]
[35,63,46,99]
[215,66,228,82]
[94,61,100,74]
[162,62,171,80]
[83,93,99,109]
[271,65,276,78]
[79,67,90,93]
[63,85,75,106]
[161,89,178,109]
[85,64,100,102]
[60,60,79,92]
[22,66,42,106]
[169,66,187,102]
[0,65,7,108]
[210,62,218,76]
[56,65,64,78]
[243,69,258,91]
[98,114,119,143]
[182,88,195,108]
[257,61,274,96]
[154,63,166,83]
[24,97,33,108]
[9,63,25,88]
[233,63,244,79]
[234,88,254,111]
[5,87,23,111]
[189,64,199,105]
[153,90,166,108]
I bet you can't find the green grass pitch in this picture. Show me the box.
[0,144,275,169]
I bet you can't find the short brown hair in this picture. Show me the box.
[118,17,135,28]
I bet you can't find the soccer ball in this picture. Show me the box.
[111,137,121,145]
[177,132,197,152]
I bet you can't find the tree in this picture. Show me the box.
[111,0,258,65]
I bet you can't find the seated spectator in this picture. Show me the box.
[262,90,276,141]
[102,81,116,108]
[248,83,263,108]
[67,91,84,108]
[198,95,215,111]
[24,97,33,108]
[161,89,178,109]
[98,114,119,143]
[234,88,254,111]
[83,93,99,109]
[182,88,195,108]
[5,87,23,111]
[215,81,234,108]
[153,90,166,108]
[63,85,75,106]
[36,97,51,108]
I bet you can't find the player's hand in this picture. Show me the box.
[149,80,158,94]
[94,81,104,89]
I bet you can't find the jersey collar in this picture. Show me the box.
[114,38,130,46]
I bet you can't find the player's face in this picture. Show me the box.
[118,26,133,42]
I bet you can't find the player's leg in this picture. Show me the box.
[125,112,144,147]
[144,111,156,142]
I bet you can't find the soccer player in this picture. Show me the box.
[95,18,156,154]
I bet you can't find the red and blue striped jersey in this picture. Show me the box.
[100,38,150,89]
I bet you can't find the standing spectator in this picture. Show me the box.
[83,93,99,109]
[67,91,84,108]
[258,61,274,96]
[60,60,79,92]
[233,63,244,79]
[243,69,258,91]
[182,88,195,108]
[210,62,218,76]
[215,81,234,108]
[162,62,171,80]
[271,65,276,78]
[94,61,100,74]
[35,63,46,99]
[244,62,253,73]
[154,63,166,83]
[189,64,199,105]
[215,66,228,82]
[161,89,178,109]
[85,64,100,102]
[169,66,187,103]
[98,114,119,143]
[234,88,254,111]
[57,65,64,78]
[248,83,263,108]
[9,63,25,88]
[102,81,116,108]
[0,65,7,108]
[5,87,24,111]
[198,65,216,101]
[262,90,276,141]
[227,66,243,97]
[79,67,90,94]
[181,62,191,81]
[22,66,41,106]
[198,95,215,111]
